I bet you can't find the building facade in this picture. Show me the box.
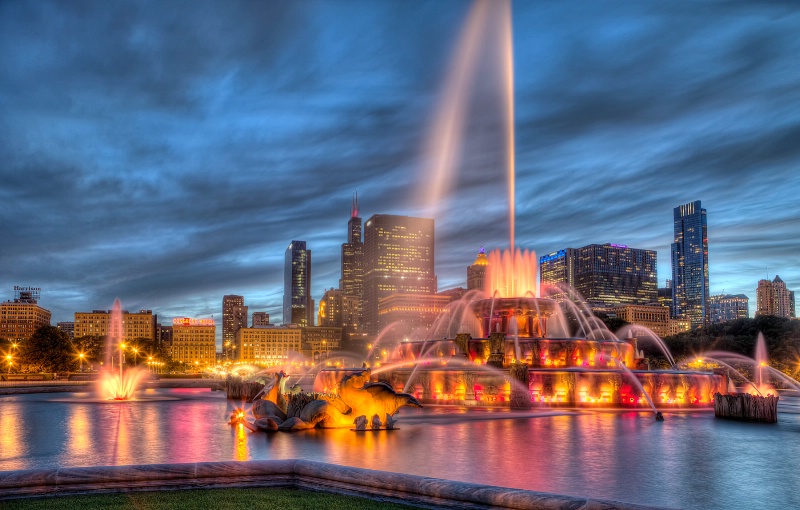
[606,304,686,339]
[236,326,302,365]
[363,214,436,334]
[377,293,452,334]
[0,294,52,341]
[318,288,359,330]
[540,244,656,307]
[671,201,709,328]
[709,294,749,323]
[170,318,216,369]
[222,295,247,359]
[74,309,156,341]
[56,321,75,340]
[756,276,795,319]
[539,248,576,301]
[301,326,343,362]
[284,241,313,327]
[252,312,270,327]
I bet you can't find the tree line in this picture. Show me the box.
[1,325,173,374]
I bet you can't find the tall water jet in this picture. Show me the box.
[500,0,515,252]
[754,332,768,390]
[99,299,145,400]
[418,0,490,220]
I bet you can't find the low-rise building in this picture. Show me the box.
[236,326,302,366]
[0,296,51,341]
[302,326,343,362]
[377,293,452,333]
[74,309,156,341]
[170,318,217,369]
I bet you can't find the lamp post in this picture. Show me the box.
[6,354,12,374]
[148,356,153,373]
[79,353,85,373]
[132,348,138,367]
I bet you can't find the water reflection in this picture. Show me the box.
[1,390,800,509]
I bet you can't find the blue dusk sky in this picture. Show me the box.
[1,0,799,333]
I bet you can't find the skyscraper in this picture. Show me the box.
[539,244,656,307]
[222,295,247,359]
[362,214,436,334]
[466,247,489,292]
[671,201,709,328]
[284,241,312,327]
[339,193,364,326]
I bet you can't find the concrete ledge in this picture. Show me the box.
[0,459,672,510]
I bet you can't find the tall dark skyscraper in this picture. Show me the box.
[539,244,656,307]
[222,295,247,358]
[362,214,436,334]
[671,200,709,328]
[339,193,364,327]
[283,241,313,327]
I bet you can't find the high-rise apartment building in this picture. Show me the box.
[362,214,436,334]
[284,241,313,327]
[74,309,155,341]
[222,295,247,359]
[467,248,489,292]
[709,294,749,323]
[671,201,709,328]
[339,193,364,327]
[756,276,795,319]
[539,244,656,308]
[0,290,51,341]
[252,312,270,327]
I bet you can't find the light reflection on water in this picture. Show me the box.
[1,388,799,510]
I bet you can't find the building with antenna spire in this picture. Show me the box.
[339,192,364,329]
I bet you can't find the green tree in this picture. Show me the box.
[19,326,76,373]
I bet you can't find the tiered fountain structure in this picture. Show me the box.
[313,0,726,412]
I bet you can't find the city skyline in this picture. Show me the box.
[2,1,799,326]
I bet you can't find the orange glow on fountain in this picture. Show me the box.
[100,369,146,400]
[485,248,538,298]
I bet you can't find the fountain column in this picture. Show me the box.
[509,362,531,409]
[487,332,506,368]
[454,333,472,359]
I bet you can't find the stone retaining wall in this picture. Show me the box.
[0,459,671,509]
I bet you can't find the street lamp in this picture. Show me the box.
[132,348,139,366]
[6,354,12,374]
[148,356,153,373]
[79,353,85,373]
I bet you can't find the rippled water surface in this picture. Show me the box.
[2,388,799,509]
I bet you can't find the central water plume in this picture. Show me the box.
[484,248,538,298]
[418,0,516,251]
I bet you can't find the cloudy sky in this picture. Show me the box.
[2,0,799,335]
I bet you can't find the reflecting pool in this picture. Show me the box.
[2,388,799,509]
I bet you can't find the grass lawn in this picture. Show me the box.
[2,487,420,510]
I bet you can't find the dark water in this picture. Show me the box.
[2,388,799,510]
